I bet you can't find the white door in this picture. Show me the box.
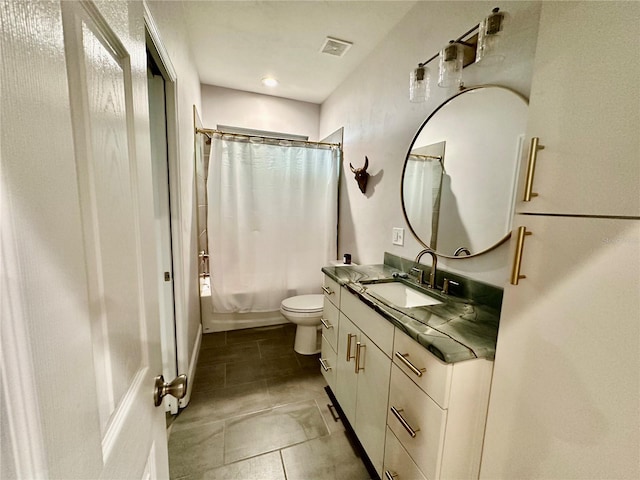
[1,1,170,478]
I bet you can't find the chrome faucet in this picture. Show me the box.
[414,248,438,289]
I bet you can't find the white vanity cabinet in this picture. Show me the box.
[515,2,639,217]
[387,329,493,480]
[335,290,394,477]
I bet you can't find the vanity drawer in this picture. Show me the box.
[322,275,341,308]
[321,296,339,352]
[383,427,428,480]
[341,289,394,357]
[319,334,337,391]
[393,329,453,409]
[388,364,446,480]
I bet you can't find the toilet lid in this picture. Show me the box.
[281,294,324,313]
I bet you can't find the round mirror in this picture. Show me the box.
[401,85,528,258]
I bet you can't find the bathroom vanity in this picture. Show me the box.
[320,259,499,480]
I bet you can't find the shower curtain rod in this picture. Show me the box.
[196,127,341,148]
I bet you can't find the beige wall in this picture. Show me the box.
[320,1,542,286]
[200,84,321,140]
[146,1,202,374]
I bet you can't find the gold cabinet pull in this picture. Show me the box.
[510,226,532,285]
[319,358,332,372]
[395,352,426,377]
[320,317,333,329]
[523,137,545,202]
[384,471,399,480]
[390,406,420,438]
[346,333,357,362]
[355,342,365,373]
[322,286,334,295]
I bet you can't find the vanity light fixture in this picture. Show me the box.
[410,64,430,102]
[409,6,506,101]
[476,7,506,65]
[438,41,464,88]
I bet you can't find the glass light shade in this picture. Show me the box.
[476,8,506,65]
[410,65,430,103]
[438,42,463,88]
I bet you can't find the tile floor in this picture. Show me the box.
[167,323,371,479]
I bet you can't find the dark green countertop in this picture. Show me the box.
[322,264,500,364]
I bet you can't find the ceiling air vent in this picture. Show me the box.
[320,36,353,57]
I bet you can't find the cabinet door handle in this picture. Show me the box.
[510,226,532,285]
[320,317,333,329]
[355,342,365,373]
[322,286,334,295]
[319,358,332,372]
[384,471,399,480]
[523,137,544,202]
[390,406,420,438]
[395,352,426,377]
[346,334,357,362]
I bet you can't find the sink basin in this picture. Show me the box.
[364,282,442,308]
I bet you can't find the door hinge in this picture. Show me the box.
[164,271,171,282]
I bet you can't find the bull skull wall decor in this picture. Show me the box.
[349,156,370,194]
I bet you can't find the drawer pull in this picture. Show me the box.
[395,352,426,377]
[355,342,365,373]
[319,358,332,372]
[523,136,544,202]
[327,403,340,422]
[384,471,399,480]
[510,226,532,285]
[320,317,333,329]
[322,286,334,295]
[390,406,420,438]
[346,334,357,362]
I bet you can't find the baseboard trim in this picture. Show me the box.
[178,323,202,408]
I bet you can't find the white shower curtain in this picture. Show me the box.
[404,155,443,249]
[207,135,339,313]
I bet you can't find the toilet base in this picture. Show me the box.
[294,324,320,355]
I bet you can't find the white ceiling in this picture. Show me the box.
[181,1,418,104]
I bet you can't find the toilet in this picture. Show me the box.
[280,294,324,355]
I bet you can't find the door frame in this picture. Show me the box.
[143,4,191,412]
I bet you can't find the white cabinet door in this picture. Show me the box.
[1,1,168,478]
[515,2,640,217]
[481,215,640,479]
[335,313,359,426]
[354,332,391,476]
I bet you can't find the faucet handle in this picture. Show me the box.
[409,267,424,284]
[442,278,460,295]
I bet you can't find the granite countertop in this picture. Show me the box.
[321,264,500,364]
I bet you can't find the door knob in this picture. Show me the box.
[154,374,187,407]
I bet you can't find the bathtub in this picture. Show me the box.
[199,276,288,333]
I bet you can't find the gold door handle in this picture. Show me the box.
[319,358,332,372]
[395,352,426,377]
[346,334,357,362]
[320,318,333,329]
[322,286,334,295]
[390,406,420,438]
[523,137,545,202]
[510,226,532,285]
[355,342,365,373]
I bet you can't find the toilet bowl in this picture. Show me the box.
[280,294,324,355]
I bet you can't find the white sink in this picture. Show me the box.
[365,282,442,308]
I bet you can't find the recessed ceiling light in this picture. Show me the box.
[261,77,278,87]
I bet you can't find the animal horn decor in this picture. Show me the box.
[349,156,370,194]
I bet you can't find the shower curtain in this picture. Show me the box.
[404,155,444,249]
[207,135,339,313]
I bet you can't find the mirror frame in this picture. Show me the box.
[401,85,528,259]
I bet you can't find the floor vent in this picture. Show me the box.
[320,36,353,57]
